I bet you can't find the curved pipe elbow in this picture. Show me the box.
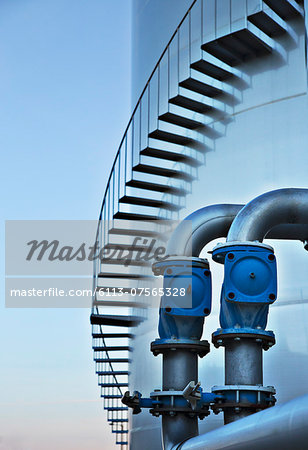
[167,204,244,257]
[227,188,308,242]
[166,199,308,258]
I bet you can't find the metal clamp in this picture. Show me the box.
[122,381,221,419]
[122,391,157,415]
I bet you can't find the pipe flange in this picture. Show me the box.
[152,256,209,276]
[212,241,274,264]
[211,385,276,415]
[212,328,275,351]
[151,338,210,358]
[149,390,210,419]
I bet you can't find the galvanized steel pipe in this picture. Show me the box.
[167,202,308,257]
[167,204,243,256]
[227,188,308,242]
[175,393,308,450]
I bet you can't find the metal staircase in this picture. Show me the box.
[91,0,304,448]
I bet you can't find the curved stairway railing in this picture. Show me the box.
[90,0,304,447]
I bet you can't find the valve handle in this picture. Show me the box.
[183,381,201,410]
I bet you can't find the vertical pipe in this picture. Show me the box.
[163,415,198,450]
[162,350,199,450]
[225,340,263,386]
[224,340,263,424]
[163,350,198,391]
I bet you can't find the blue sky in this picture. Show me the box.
[0,1,131,449]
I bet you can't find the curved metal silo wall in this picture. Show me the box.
[130,1,308,448]
[131,0,193,105]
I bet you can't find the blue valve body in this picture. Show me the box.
[153,258,212,340]
[213,245,277,330]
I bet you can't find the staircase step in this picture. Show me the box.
[202,27,272,66]
[101,394,123,399]
[97,371,129,376]
[202,38,242,66]
[248,7,287,37]
[114,211,159,221]
[158,112,203,130]
[93,300,146,308]
[149,129,192,146]
[105,407,128,411]
[169,94,212,113]
[108,419,129,423]
[116,441,128,445]
[140,147,202,167]
[126,179,188,196]
[90,314,141,327]
[108,220,161,238]
[263,0,303,19]
[100,383,129,388]
[133,163,195,182]
[108,225,161,238]
[93,346,131,352]
[98,272,153,280]
[93,333,133,339]
[112,430,129,434]
[179,77,223,97]
[96,286,144,294]
[96,358,130,364]
[101,256,151,267]
[104,242,150,251]
[119,195,181,211]
[190,58,233,80]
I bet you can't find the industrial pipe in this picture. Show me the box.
[227,188,308,242]
[212,188,308,424]
[167,202,308,257]
[160,199,308,444]
[155,205,244,449]
[175,393,308,450]
[124,199,308,448]
[167,204,243,256]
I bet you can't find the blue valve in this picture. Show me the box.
[153,257,212,340]
[212,243,277,331]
